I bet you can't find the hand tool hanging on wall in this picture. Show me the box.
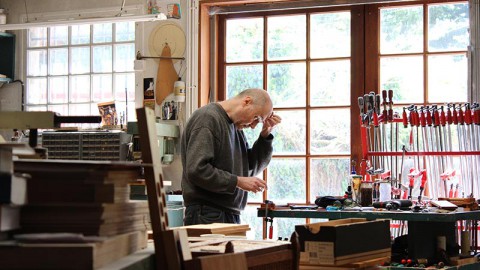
[464,103,477,197]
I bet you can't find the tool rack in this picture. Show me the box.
[358,98,480,198]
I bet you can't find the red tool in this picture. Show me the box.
[418,170,427,203]
[402,107,408,128]
[407,169,424,200]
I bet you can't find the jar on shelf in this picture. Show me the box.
[359,181,373,207]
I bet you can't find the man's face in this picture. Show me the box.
[236,107,272,130]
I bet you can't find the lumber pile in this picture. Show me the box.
[0,160,149,269]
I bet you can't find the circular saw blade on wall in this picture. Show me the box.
[148,21,186,63]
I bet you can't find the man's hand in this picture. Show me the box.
[260,113,282,138]
[237,176,267,193]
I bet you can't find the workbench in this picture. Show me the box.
[257,208,480,262]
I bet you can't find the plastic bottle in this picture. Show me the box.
[173,78,185,102]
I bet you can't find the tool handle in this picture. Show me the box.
[269,224,273,239]
[464,103,472,125]
[433,107,440,127]
[358,97,364,115]
[402,108,408,128]
[413,109,420,127]
[458,105,465,124]
[426,107,433,126]
[452,104,458,125]
[388,90,393,121]
[440,107,446,126]
[420,109,426,127]
[474,106,480,125]
[375,94,381,115]
[446,105,453,125]
[382,90,387,109]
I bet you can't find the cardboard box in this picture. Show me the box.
[295,218,391,266]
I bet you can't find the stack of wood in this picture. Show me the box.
[0,142,32,241]
[0,159,150,269]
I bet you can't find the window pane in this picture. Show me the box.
[272,110,306,155]
[49,76,68,103]
[71,25,91,45]
[428,3,468,52]
[267,15,306,60]
[226,65,263,99]
[380,56,423,104]
[70,75,90,102]
[26,105,47,111]
[428,54,467,103]
[380,6,423,54]
[28,27,47,47]
[92,74,113,101]
[267,158,306,204]
[93,45,113,73]
[116,22,135,42]
[240,205,264,240]
[69,103,91,115]
[27,50,47,76]
[310,60,350,106]
[49,48,68,75]
[226,18,263,63]
[48,104,68,116]
[50,26,68,46]
[310,158,350,201]
[70,46,90,74]
[93,23,113,43]
[114,73,135,101]
[310,109,350,154]
[267,63,306,108]
[26,78,47,104]
[114,43,135,72]
[310,11,350,58]
[115,101,136,122]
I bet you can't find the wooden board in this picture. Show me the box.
[155,44,178,105]
[175,223,250,237]
[136,107,184,270]
[14,159,143,185]
[0,230,147,269]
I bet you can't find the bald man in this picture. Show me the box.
[181,88,282,225]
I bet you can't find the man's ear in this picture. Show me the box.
[243,96,253,106]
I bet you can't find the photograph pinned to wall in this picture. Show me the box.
[167,3,181,19]
[146,0,161,14]
[161,100,178,120]
[143,99,155,111]
[144,78,155,100]
[98,101,118,126]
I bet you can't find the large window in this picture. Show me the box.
[212,0,469,239]
[25,22,136,123]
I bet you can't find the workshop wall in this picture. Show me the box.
[0,0,187,191]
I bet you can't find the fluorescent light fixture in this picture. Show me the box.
[0,13,166,31]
